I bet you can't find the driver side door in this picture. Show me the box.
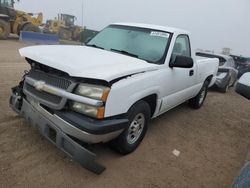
[160,35,197,113]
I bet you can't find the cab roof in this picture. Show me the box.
[112,22,189,35]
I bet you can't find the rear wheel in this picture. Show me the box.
[220,79,230,93]
[230,77,237,87]
[0,19,10,40]
[189,81,209,109]
[221,84,229,93]
[109,101,151,155]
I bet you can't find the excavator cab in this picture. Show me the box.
[0,0,15,17]
[0,0,15,7]
[60,14,76,27]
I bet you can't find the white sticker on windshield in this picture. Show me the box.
[150,31,169,38]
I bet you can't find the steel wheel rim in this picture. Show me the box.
[199,89,206,105]
[127,113,145,145]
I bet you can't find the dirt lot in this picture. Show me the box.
[0,39,250,188]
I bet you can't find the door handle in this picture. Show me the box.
[189,70,194,76]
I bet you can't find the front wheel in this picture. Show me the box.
[109,101,151,155]
[0,19,10,39]
[58,28,72,40]
[189,81,209,109]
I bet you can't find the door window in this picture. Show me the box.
[172,35,191,57]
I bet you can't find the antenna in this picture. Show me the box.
[81,0,84,27]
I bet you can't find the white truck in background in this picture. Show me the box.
[236,72,250,100]
[10,23,219,174]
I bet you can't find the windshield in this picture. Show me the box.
[87,25,171,64]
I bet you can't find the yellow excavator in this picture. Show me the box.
[0,0,43,39]
[43,14,84,41]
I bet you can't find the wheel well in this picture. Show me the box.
[20,22,31,30]
[205,75,213,84]
[141,94,157,117]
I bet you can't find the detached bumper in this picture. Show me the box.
[9,90,128,174]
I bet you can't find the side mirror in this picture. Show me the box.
[235,72,250,100]
[170,55,194,68]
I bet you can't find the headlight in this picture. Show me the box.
[75,84,110,102]
[71,84,110,119]
[70,101,105,119]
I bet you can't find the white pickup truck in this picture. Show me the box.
[10,23,219,173]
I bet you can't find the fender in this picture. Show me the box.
[105,70,161,117]
[18,21,31,32]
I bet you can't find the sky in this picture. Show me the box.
[15,0,250,57]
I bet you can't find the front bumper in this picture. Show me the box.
[9,89,128,174]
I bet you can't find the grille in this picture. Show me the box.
[25,84,62,104]
[28,70,72,90]
[24,70,75,109]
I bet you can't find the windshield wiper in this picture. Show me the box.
[110,49,138,58]
[86,44,104,50]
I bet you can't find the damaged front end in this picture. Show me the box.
[10,83,106,174]
[10,82,105,174]
[9,72,107,174]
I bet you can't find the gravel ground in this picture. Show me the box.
[0,39,250,188]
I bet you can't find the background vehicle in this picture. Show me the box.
[0,0,42,39]
[10,23,219,173]
[79,28,99,43]
[43,13,83,41]
[231,55,250,78]
[235,72,250,100]
[197,52,238,92]
[238,61,250,78]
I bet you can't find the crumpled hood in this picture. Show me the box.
[19,45,159,82]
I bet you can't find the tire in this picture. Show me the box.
[0,19,10,40]
[220,80,230,93]
[21,23,41,33]
[221,84,229,93]
[189,81,209,109]
[58,28,72,40]
[109,101,151,155]
[230,78,237,88]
